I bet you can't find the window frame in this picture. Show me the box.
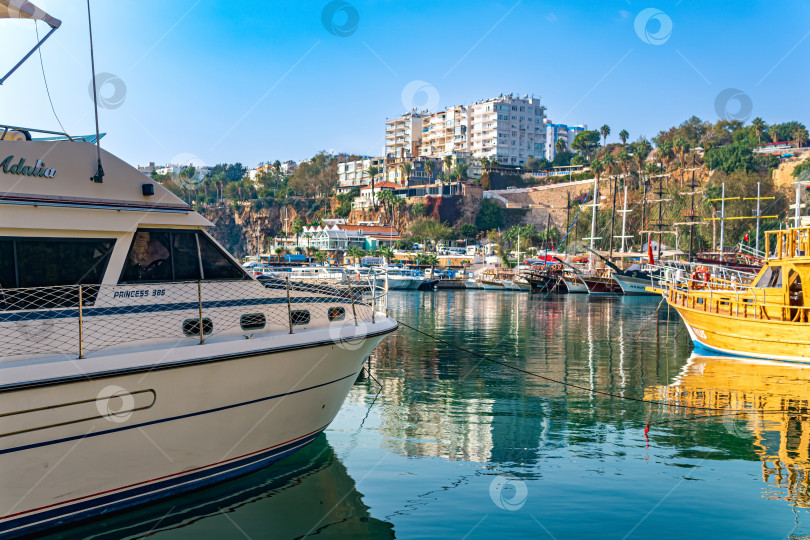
[118,228,250,284]
[0,236,116,289]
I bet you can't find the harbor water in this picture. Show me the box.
[46,291,810,539]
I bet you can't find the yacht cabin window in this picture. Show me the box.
[120,229,248,283]
[0,237,114,289]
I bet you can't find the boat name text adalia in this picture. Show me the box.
[0,156,57,178]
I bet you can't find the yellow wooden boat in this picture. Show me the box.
[664,227,810,363]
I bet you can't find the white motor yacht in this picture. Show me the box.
[0,5,397,535]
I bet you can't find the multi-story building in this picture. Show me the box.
[280,160,297,176]
[385,111,424,160]
[337,157,385,193]
[468,94,548,166]
[544,122,587,161]
[418,105,470,158]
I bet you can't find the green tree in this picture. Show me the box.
[365,165,379,207]
[751,117,766,146]
[571,130,601,161]
[793,126,809,148]
[554,137,567,155]
[379,245,394,263]
[475,199,504,231]
[618,129,629,145]
[424,159,435,181]
[409,217,452,249]
[459,223,478,239]
[400,163,412,186]
[600,124,611,146]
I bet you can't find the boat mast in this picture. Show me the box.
[720,182,725,259]
[616,178,631,253]
[586,175,599,272]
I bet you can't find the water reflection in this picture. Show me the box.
[42,436,393,540]
[648,354,810,508]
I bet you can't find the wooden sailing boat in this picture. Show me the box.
[661,227,810,363]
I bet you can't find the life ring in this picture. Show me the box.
[691,266,711,289]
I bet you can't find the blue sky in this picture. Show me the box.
[2,1,808,168]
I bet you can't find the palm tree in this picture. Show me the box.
[379,245,394,263]
[617,149,631,179]
[601,152,616,198]
[793,127,809,148]
[365,165,379,207]
[673,137,689,187]
[591,157,605,185]
[600,124,611,146]
[752,117,766,146]
[656,140,671,170]
[453,162,469,183]
[400,163,412,187]
[479,157,490,170]
[554,137,567,155]
[633,141,651,189]
[313,250,327,264]
[423,253,439,278]
[424,159,435,182]
[769,123,780,145]
[618,129,629,145]
[346,246,363,264]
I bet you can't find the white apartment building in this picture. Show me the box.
[468,94,548,166]
[419,105,470,158]
[337,157,385,193]
[544,122,587,161]
[385,111,424,160]
[280,160,297,176]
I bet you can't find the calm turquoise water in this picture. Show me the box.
[47,292,810,539]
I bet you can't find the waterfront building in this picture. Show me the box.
[544,122,587,161]
[298,223,401,252]
[385,111,424,160]
[467,94,548,166]
[337,157,386,193]
[418,105,470,158]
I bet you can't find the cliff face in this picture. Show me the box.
[201,203,303,258]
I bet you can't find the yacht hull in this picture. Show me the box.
[0,323,395,536]
[612,274,660,296]
[561,278,589,294]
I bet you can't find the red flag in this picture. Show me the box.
[744,233,750,243]
[648,235,654,264]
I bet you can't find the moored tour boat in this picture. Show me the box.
[662,227,810,363]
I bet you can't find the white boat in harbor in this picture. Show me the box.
[0,6,397,535]
[377,267,426,290]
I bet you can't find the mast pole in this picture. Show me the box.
[588,176,598,272]
[756,182,762,253]
[719,182,726,260]
[620,180,628,253]
[609,174,618,260]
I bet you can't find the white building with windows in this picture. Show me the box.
[385,111,424,160]
[337,157,385,193]
[544,122,587,161]
[468,94,548,166]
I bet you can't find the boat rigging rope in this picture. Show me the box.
[35,22,68,136]
[396,319,807,419]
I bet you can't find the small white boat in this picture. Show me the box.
[378,267,425,290]
[464,279,481,289]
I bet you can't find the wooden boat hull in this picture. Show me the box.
[668,300,810,363]
[581,276,623,295]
